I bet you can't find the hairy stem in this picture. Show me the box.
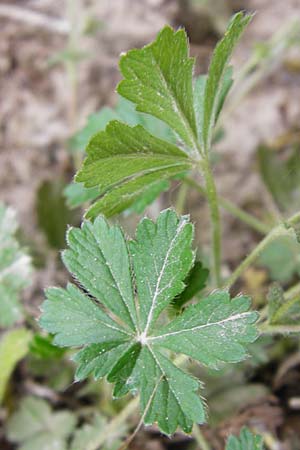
[184,177,271,235]
[200,158,222,287]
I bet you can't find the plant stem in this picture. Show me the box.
[285,282,300,301]
[259,323,300,334]
[200,158,222,287]
[224,229,283,289]
[175,183,188,215]
[86,396,139,450]
[184,177,271,235]
[192,425,211,450]
[271,296,300,326]
[224,212,300,289]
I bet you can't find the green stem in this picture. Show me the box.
[259,323,300,334]
[224,212,300,289]
[175,183,189,215]
[272,296,300,326]
[192,425,211,450]
[200,158,222,287]
[285,282,300,301]
[87,396,139,450]
[184,177,271,235]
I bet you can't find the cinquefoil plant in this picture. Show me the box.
[39,11,300,446]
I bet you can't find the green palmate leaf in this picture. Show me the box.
[172,261,209,311]
[202,12,252,152]
[0,204,32,327]
[76,121,192,219]
[6,396,76,450]
[226,427,264,450]
[0,328,32,403]
[118,26,199,154]
[40,209,258,435]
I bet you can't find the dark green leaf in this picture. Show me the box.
[172,261,209,310]
[36,179,76,249]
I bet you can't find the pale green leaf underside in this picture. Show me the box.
[118,26,198,152]
[0,204,32,327]
[226,427,264,450]
[40,210,258,434]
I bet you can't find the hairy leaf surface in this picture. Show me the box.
[118,26,198,153]
[40,210,258,434]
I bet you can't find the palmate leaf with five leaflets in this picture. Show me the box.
[40,209,258,435]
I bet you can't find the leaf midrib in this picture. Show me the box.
[148,311,253,341]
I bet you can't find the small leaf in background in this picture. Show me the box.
[64,182,100,209]
[258,235,300,283]
[40,209,258,434]
[70,96,175,153]
[6,396,76,450]
[76,121,192,219]
[202,12,252,152]
[0,328,32,403]
[172,261,209,311]
[36,179,77,249]
[118,26,198,153]
[29,334,66,359]
[0,203,32,327]
[226,426,264,450]
[258,145,300,212]
[128,179,170,214]
[71,413,125,450]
